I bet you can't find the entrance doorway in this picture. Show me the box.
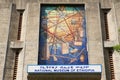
[28,73,101,80]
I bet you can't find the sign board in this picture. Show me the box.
[27,65,102,73]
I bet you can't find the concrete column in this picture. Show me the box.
[113,51,120,80]
[114,2,120,33]
[22,3,40,80]
[107,9,118,43]
[113,2,120,80]
[0,4,12,80]
[86,2,106,80]
[3,4,19,80]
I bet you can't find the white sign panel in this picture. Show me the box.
[27,65,102,73]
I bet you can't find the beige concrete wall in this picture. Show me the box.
[0,3,12,80]
[23,1,106,80]
[22,1,107,80]
[1,0,120,80]
[85,2,106,80]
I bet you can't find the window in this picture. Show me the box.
[102,9,111,41]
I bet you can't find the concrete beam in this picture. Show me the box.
[22,3,40,80]
[104,41,116,48]
[0,3,12,80]
[10,41,24,49]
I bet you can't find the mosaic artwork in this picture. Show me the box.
[39,5,88,65]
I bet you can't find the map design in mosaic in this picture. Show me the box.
[39,5,88,65]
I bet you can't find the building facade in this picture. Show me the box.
[0,0,120,80]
